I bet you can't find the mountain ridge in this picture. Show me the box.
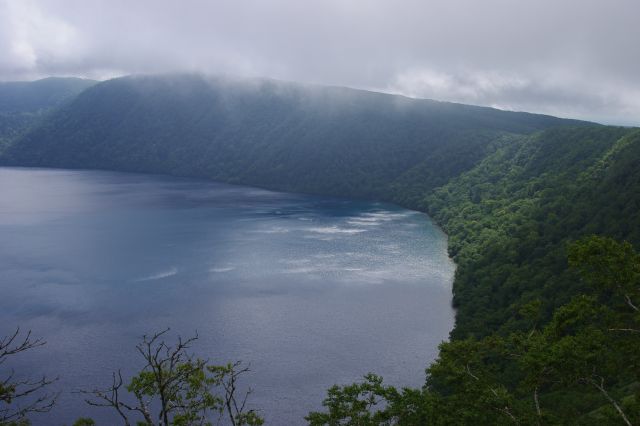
[0,73,590,205]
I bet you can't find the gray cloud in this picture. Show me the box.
[1,0,638,125]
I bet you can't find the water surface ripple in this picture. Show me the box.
[0,167,455,425]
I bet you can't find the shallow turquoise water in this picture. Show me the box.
[0,167,455,424]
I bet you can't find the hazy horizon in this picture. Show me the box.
[1,0,639,125]
[3,71,632,128]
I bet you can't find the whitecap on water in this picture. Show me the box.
[134,267,178,282]
[251,226,291,234]
[346,220,382,226]
[305,226,367,235]
[209,266,236,273]
[360,211,414,221]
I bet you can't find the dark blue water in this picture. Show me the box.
[0,167,455,425]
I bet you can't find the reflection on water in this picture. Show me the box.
[0,167,455,425]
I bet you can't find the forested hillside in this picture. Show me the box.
[1,74,584,202]
[2,74,639,424]
[425,126,640,338]
[0,77,96,153]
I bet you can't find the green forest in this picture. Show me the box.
[1,75,639,424]
[0,78,95,154]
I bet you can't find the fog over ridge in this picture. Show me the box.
[0,0,638,125]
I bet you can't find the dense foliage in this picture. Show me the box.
[424,126,640,339]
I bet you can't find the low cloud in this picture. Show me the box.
[388,68,639,125]
[0,0,638,125]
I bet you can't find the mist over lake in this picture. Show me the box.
[0,167,455,425]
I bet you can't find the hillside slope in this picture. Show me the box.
[0,77,96,152]
[1,74,586,205]
[424,126,640,338]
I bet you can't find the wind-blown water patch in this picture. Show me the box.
[134,267,178,282]
[0,168,455,425]
[305,226,368,235]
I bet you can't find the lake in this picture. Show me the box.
[0,167,455,425]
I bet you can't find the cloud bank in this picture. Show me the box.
[1,0,638,125]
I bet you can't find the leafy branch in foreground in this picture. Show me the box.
[0,328,58,424]
[79,329,262,426]
[305,374,399,425]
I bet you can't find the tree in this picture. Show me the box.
[568,235,640,320]
[305,374,399,425]
[80,329,263,426]
[0,328,57,425]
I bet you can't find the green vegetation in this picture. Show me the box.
[0,78,95,154]
[1,74,639,423]
[424,126,640,339]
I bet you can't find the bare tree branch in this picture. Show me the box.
[624,294,638,312]
[582,375,632,426]
[0,328,57,423]
[80,330,261,425]
[608,328,640,333]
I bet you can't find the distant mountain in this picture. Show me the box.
[0,73,587,204]
[0,77,96,152]
[0,77,96,113]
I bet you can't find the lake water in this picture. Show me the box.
[0,167,455,425]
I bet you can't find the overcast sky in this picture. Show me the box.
[1,0,638,125]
